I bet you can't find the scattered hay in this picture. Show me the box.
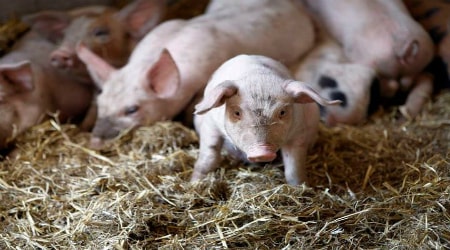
[0,92,448,249]
[0,18,29,56]
[0,1,449,248]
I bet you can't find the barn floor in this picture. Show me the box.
[0,90,448,249]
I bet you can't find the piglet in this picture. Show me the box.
[191,55,340,185]
[76,0,315,147]
[22,0,166,77]
[0,31,93,149]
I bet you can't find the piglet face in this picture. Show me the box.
[77,45,181,147]
[195,77,340,163]
[223,92,294,162]
[313,63,380,126]
[91,73,171,143]
[50,11,129,70]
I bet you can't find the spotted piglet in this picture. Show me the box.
[291,26,380,126]
[191,55,340,185]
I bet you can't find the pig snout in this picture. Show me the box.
[246,144,278,163]
[90,137,105,149]
[50,48,78,68]
[90,117,122,148]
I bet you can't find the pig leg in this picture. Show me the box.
[191,127,224,182]
[380,78,400,98]
[79,100,97,131]
[399,73,433,119]
[281,144,309,185]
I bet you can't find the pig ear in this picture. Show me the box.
[116,0,166,40]
[76,42,116,88]
[21,11,71,43]
[0,61,34,98]
[194,81,238,115]
[284,81,342,106]
[146,49,180,97]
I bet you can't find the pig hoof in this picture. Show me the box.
[90,137,105,149]
[190,170,210,183]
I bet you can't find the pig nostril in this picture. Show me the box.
[318,75,338,89]
[329,91,347,107]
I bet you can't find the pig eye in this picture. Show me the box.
[279,109,287,119]
[232,110,242,120]
[92,27,110,38]
[124,105,139,116]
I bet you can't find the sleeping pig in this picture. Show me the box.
[191,55,341,185]
[301,0,435,119]
[22,0,166,80]
[76,0,315,147]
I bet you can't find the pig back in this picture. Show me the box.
[205,0,315,66]
[167,0,314,93]
[303,0,433,78]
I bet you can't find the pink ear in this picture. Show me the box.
[76,42,116,88]
[21,11,70,43]
[116,0,166,40]
[194,81,238,115]
[0,61,34,98]
[146,49,180,97]
[284,80,342,106]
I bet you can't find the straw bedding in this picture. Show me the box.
[0,2,449,248]
[0,91,448,249]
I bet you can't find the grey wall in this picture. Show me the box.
[0,0,117,21]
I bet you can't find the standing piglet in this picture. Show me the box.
[191,55,340,185]
[0,31,93,149]
[76,0,315,147]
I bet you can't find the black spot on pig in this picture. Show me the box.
[367,77,381,115]
[329,91,347,107]
[318,75,338,88]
